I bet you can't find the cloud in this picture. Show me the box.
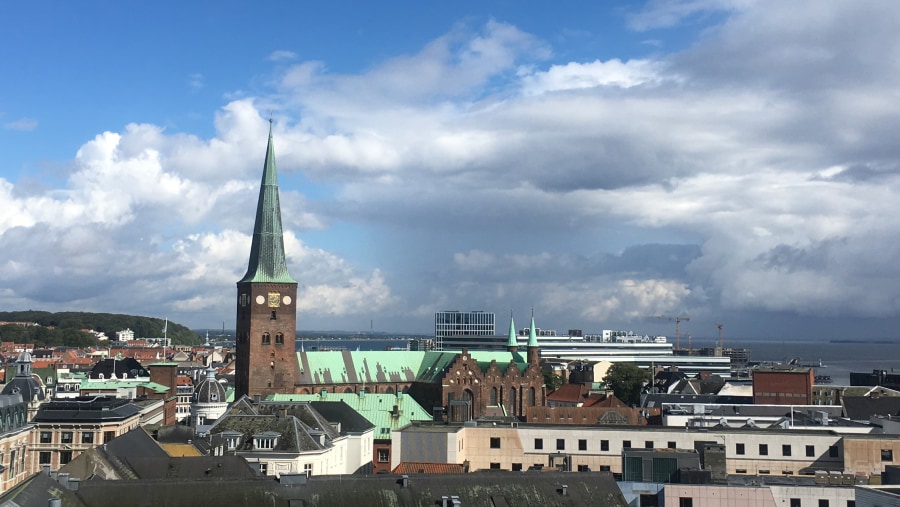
[4,118,38,131]
[7,6,900,338]
[267,50,298,62]
[188,73,204,90]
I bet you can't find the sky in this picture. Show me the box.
[2,1,900,343]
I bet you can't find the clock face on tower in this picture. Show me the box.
[268,292,281,307]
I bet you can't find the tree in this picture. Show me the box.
[602,363,650,406]
[543,371,566,391]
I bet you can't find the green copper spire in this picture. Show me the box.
[239,121,296,284]
[506,312,517,349]
[527,309,539,347]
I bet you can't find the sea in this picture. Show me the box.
[294,336,900,386]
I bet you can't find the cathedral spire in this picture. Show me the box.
[527,308,539,365]
[506,311,518,352]
[239,120,296,284]
[527,309,539,348]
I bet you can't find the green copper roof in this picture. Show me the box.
[267,392,432,439]
[80,380,170,393]
[506,313,517,348]
[527,313,539,347]
[239,122,296,284]
[296,350,529,386]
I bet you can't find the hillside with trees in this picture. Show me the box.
[0,311,201,347]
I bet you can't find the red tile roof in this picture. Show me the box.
[391,462,466,474]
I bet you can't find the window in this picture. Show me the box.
[556,439,565,450]
[578,439,587,451]
[735,469,747,474]
[759,469,770,475]
[534,438,543,450]
[377,449,389,463]
[254,437,275,450]
[275,333,284,345]
[60,451,72,465]
[818,500,829,507]
[600,465,611,472]
[789,499,801,507]
[759,444,768,455]
[490,462,501,469]
[882,449,894,461]
[259,463,268,475]
[39,452,51,465]
[82,432,94,444]
[736,443,745,455]
[577,464,590,472]
[806,445,815,457]
[104,431,115,443]
[601,440,609,451]
[783,444,792,456]
[679,498,693,507]
[645,440,654,449]
[39,432,51,444]
[623,440,632,449]
[668,441,676,449]
[303,463,312,476]
[829,445,839,458]
[512,463,522,471]
[490,437,501,449]
[61,432,73,444]
[261,333,271,345]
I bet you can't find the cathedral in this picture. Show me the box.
[235,124,545,419]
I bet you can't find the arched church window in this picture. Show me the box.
[275,333,284,345]
[262,333,271,345]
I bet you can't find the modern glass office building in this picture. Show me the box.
[434,311,497,351]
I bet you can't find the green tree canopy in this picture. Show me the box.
[602,362,651,406]
[543,371,566,391]
[0,311,201,347]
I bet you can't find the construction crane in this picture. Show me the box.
[647,315,691,350]
[715,323,724,350]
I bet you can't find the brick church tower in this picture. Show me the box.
[235,121,299,400]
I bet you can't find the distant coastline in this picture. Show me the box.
[830,339,896,344]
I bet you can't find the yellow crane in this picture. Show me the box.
[648,315,691,350]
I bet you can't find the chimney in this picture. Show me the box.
[57,472,69,490]
[561,484,568,496]
[401,474,409,488]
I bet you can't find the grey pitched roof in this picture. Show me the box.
[8,470,627,507]
[843,396,900,420]
[32,397,141,423]
[89,357,147,379]
[306,401,375,434]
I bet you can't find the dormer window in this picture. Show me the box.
[253,431,280,450]
[222,431,242,451]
